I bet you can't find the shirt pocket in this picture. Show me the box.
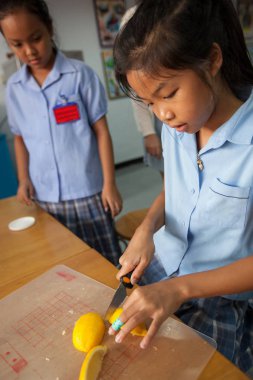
[203,177,250,228]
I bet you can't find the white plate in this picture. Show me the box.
[8,216,36,231]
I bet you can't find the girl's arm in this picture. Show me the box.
[14,135,34,205]
[92,116,122,218]
[173,254,253,300]
[117,188,165,283]
[131,101,163,158]
[110,255,253,348]
[131,99,155,136]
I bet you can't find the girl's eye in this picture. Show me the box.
[164,89,178,99]
[32,35,41,42]
[12,42,22,48]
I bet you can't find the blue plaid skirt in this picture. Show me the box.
[37,193,121,266]
[141,256,253,373]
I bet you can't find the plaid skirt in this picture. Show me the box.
[36,193,121,266]
[140,256,253,373]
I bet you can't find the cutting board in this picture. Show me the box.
[0,265,216,379]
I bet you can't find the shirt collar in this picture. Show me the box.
[226,89,253,145]
[209,90,253,148]
[8,50,77,88]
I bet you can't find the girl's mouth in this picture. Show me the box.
[174,123,187,132]
[29,58,40,65]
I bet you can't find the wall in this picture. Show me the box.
[0,0,142,164]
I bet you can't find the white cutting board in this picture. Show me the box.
[0,265,215,380]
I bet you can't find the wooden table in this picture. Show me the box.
[0,196,93,298]
[0,197,248,380]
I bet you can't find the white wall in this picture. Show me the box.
[0,0,142,164]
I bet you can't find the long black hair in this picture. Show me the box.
[114,0,253,99]
[0,0,53,34]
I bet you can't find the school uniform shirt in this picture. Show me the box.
[153,90,253,300]
[6,51,106,202]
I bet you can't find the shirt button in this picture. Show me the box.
[182,221,185,226]
[191,188,195,194]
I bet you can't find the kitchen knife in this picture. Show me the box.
[104,271,133,322]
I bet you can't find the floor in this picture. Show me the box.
[115,161,163,218]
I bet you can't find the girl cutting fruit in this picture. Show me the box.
[110,0,253,375]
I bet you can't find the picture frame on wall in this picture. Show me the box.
[237,0,253,42]
[101,50,126,99]
[93,0,126,48]
[235,0,253,58]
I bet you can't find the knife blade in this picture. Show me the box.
[104,271,133,322]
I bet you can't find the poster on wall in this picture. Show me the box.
[101,50,126,99]
[94,0,126,48]
[236,0,253,57]
[237,0,253,40]
[235,0,253,60]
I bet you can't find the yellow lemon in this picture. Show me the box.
[79,345,107,380]
[72,312,105,352]
[108,307,147,337]
[130,323,148,337]
[108,307,123,325]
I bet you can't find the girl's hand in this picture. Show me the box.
[17,178,35,206]
[144,134,162,159]
[109,278,185,348]
[117,225,155,284]
[102,183,123,218]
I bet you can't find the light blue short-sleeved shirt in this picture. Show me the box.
[154,91,253,300]
[6,51,106,202]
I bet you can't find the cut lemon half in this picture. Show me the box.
[79,345,107,380]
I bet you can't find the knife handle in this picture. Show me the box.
[120,271,134,289]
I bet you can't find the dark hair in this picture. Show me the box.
[0,0,53,34]
[114,0,253,99]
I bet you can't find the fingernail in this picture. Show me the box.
[115,333,122,343]
[140,341,147,349]
[108,327,114,335]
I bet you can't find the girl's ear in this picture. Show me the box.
[209,42,223,77]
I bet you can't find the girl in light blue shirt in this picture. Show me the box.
[110,0,253,374]
[0,0,122,265]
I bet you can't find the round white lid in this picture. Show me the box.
[8,216,36,231]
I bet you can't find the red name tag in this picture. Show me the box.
[53,102,80,124]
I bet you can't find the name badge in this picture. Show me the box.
[53,102,80,124]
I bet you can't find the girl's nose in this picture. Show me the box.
[24,44,36,56]
[155,104,174,124]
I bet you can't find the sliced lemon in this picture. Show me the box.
[72,312,105,353]
[79,345,107,380]
[108,307,147,337]
[130,323,148,337]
